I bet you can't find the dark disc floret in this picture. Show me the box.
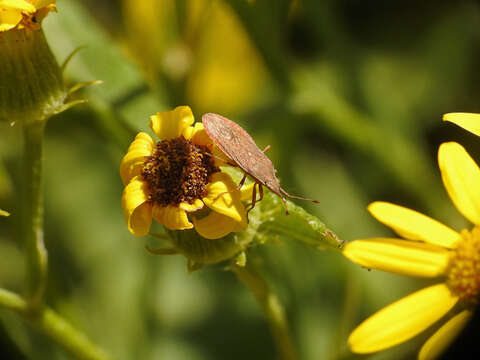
[141,136,219,206]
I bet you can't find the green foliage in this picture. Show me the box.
[0,0,479,359]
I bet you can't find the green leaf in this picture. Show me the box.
[163,168,342,265]
[250,191,342,251]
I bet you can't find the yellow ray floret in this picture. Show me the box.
[418,310,472,360]
[443,112,480,137]
[348,284,459,354]
[150,106,195,140]
[121,176,152,236]
[367,202,460,248]
[152,203,193,230]
[202,172,246,223]
[120,132,154,185]
[193,211,238,239]
[0,0,55,32]
[438,142,480,226]
[342,238,450,277]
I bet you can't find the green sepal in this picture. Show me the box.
[0,28,66,124]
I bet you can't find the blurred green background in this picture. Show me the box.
[1,0,480,359]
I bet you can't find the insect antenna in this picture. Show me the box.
[280,188,319,204]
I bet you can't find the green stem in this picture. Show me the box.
[233,264,297,360]
[0,288,110,360]
[23,122,48,308]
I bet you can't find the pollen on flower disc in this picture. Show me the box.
[141,136,218,206]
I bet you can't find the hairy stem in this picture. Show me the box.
[23,122,48,308]
[233,263,297,360]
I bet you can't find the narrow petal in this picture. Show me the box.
[121,177,152,236]
[192,127,214,146]
[443,113,480,137]
[179,199,204,212]
[193,211,237,239]
[342,238,450,277]
[152,204,193,230]
[149,106,194,140]
[0,209,10,216]
[348,284,458,353]
[120,132,154,185]
[0,0,35,11]
[0,8,22,31]
[183,122,213,147]
[203,172,246,223]
[127,132,154,152]
[438,142,480,225]
[419,310,472,360]
[368,202,460,249]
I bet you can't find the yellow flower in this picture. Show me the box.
[444,112,480,137]
[343,141,480,360]
[121,106,251,240]
[0,0,56,32]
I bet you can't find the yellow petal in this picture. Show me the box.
[149,106,194,140]
[368,202,460,249]
[183,122,213,146]
[348,284,458,354]
[127,132,154,152]
[342,238,450,277]
[179,199,204,212]
[0,7,22,31]
[193,211,237,239]
[191,125,214,146]
[0,0,35,11]
[203,172,246,223]
[120,132,154,185]
[443,113,480,137]
[0,209,10,216]
[152,203,193,230]
[419,310,472,360]
[240,183,255,202]
[438,142,480,225]
[121,177,152,236]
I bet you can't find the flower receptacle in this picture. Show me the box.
[0,28,66,125]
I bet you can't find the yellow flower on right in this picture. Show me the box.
[444,112,480,137]
[343,141,480,360]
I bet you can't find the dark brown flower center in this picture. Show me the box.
[141,136,219,206]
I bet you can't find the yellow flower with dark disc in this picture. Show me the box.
[343,142,480,360]
[0,0,56,32]
[120,106,251,240]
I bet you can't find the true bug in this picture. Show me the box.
[202,113,319,215]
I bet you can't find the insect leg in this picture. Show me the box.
[236,173,248,190]
[246,182,258,214]
[258,183,264,202]
[262,145,271,153]
[204,152,237,167]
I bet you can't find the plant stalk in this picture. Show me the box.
[0,288,110,360]
[23,121,48,308]
[233,263,297,360]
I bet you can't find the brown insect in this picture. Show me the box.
[202,113,319,215]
